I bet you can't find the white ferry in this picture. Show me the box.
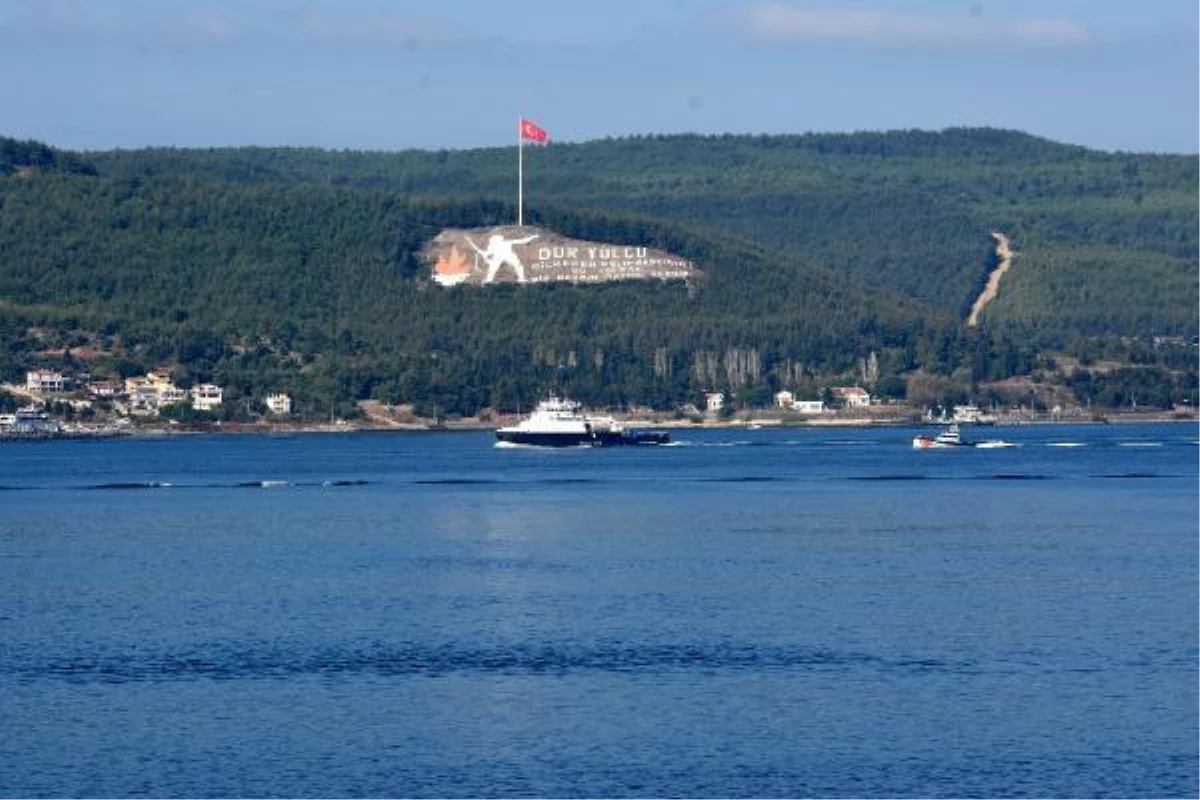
[495,395,669,448]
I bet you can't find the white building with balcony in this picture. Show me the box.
[124,372,188,413]
[26,370,69,393]
[266,393,292,415]
[190,384,224,412]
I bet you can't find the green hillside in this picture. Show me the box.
[87,128,1199,338]
[1,129,1196,417]
[0,172,948,416]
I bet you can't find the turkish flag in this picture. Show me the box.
[520,118,548,144]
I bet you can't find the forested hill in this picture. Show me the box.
[1,136,97,178]
[0,129,1196,417]
[86,128,1198,335]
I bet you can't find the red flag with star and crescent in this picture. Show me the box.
[520,118,548,144]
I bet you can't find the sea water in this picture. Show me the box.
[1,423,1196,798]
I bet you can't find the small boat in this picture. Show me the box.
[496,395,670,448]
[912,424,972,449]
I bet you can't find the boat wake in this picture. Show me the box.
[71,479,372,491]
[668,440,753,448]
[85,481,175,490]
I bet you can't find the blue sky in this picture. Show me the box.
[0,0,1196,153]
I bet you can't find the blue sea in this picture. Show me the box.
[1,423,1197,798]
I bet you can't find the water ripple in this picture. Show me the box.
[701,476,782,483]
[14,641,979,683]
[848,474,928,481]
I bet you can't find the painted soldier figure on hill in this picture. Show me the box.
[465,232,539,283]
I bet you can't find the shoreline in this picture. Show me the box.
[9,400,1195,443]
[9,410,1190,440]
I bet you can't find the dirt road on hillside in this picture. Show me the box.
[967,232,1014,327]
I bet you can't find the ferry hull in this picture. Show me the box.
[496,429,669,448]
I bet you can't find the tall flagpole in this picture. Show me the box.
[517,115,524,227]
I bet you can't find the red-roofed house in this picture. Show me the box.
[831,387,871,408]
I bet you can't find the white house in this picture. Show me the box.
[775,391,824,414]
[266,393,292,415]
[87,381,120,399]
[831,387,871,408]
[190,384,224,412]
[127,384,159,415]
[26,370,68,393]
[705,392,725,413]
[158,386,187,407]
[124,372,187,413]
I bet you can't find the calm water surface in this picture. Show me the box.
[1,423,1196,798]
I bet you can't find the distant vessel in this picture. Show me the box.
[913,424,972,449]
[0,405,62,437]
[949,404,997,425]
[927,404,997,425]
[495,395,670,448]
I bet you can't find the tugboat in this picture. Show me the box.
[495,395,670,448]
[912,423,973,449]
